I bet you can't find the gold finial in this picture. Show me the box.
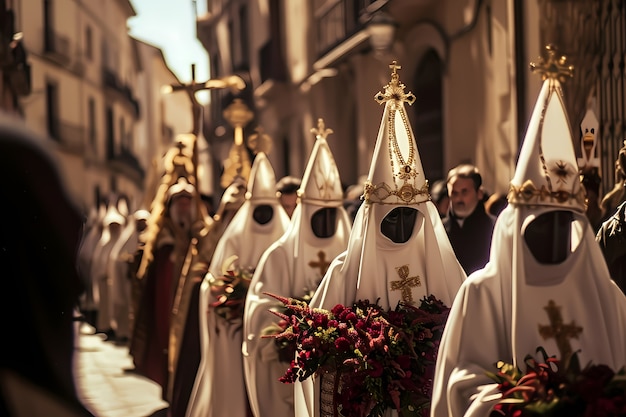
[530,44,574,82]
[389,61,401,76]
[174,140,187,154]
[221,99,253,188]
[223,98,254,128]
[247,125,273,155]
[374,60,416,106]
[223,99,254,145]
[310,118,333,141]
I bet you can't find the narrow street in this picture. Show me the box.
[74,323,168,417]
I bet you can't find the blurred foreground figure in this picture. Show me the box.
[0,112,92,416]
[430,48,626,417]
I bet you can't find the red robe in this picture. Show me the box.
[131,244,175,392]
[169,279,202,417]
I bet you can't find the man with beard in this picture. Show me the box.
[442,164,495,275]
[430,46,626,417]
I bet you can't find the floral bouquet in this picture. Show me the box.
[261,289,315,364]
[208,256,254,324]
[487,347,626,417]
[264,293,450,417]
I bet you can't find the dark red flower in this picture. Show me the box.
[334,337,351,352]
[395,354,411,369]
[267,294,450,417]
[366,359,384,377]
[345,312,357,323]
[490,348,626,417]
[331,304,346,316]
[574,364,615,402]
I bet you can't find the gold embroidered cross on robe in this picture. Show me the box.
[538,299,583,365]
[390,265,421,304]
[308,250,331,276]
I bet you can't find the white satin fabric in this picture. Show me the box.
[294,200,466,417]
[186,195,290,417]
[430,205,626,417]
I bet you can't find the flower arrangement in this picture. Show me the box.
[487,347,626,417]
[208,257,254,324]
[261,290,316,364]
[264,293,450,417]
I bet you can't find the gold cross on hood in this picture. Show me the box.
[374,61,416,107]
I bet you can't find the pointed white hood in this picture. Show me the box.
[311,62,465,311]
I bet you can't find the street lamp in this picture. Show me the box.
[367,11,397,56]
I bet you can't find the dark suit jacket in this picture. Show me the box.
[443,202,496,275]
[597,201,626,294]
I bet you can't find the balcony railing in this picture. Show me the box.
[44,29,71,64]
[314,0,375,57]
[108,147,145,186]
[101,68,141,117]
[54,121,85,154]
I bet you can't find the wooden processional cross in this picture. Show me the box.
[538,299,583,364]
[308,250,331,276]
[390,265,421,305]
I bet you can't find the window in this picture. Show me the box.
[101,39,108,68]
[119,117,126,150]
[413,49,444,181]
[43,0,54,52]
[88,97,96,147]
[46,81,59,139]
[94,185,101,208]
[85,25,93,60]
[228,19,235,67]
[120,116,133,153]
[238,5,249,69]
[105,106,114,159]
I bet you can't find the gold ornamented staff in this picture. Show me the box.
[221,99,254,189]
[138,66,246,280]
